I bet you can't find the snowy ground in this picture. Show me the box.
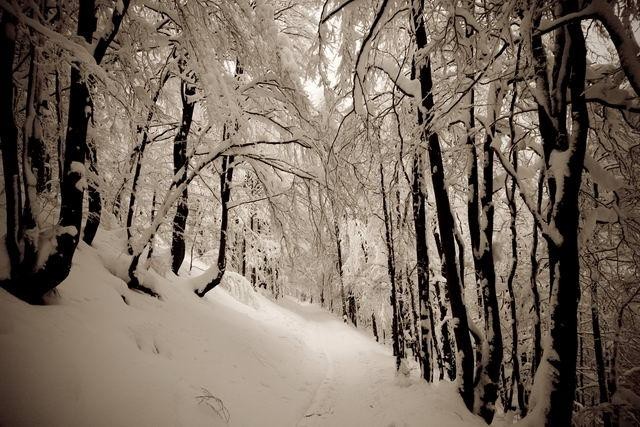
[0,232,483,426]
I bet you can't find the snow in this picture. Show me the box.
[69,161,87,191]
[581,205,618,245]
[372,56,421,98]
[0,231,482,427]
[584,154,625,192]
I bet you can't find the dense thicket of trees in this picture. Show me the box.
[1,0,639,425]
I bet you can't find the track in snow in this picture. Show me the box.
[274,297,481,427]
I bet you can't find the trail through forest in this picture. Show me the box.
[284,296,479,427]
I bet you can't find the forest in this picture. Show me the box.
[1,0,639,426]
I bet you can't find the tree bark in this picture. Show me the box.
[334,218,348,322]
[432,229,457,381]
[126,66,172,253]
[83,139,101,245]
[470,83,505,424]
[171,78,196,274]
[591,277,611,427]
[529,171,544,380]
[0,11,22,279]
[372,312,379,342]
[505,63,525,415]
[1,0,130,303]
[195,155,235,297]
[525,2,589,424]
[589,186,612,427]
[81,0,130,245]
[411,149,433,381]
[411,0,474,409]
[380,163,403,369]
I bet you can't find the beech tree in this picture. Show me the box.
[1,0,130,303]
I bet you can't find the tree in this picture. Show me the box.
[1,0,130,303]
[171,71,197,274]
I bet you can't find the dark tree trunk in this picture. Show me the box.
[347,288,357,327]
[55,67,65,184]
[334,219,348,323]
[171,79,196,274]
[25,48,48,195]
[411,0,474,409]
[83,139,101,245]
[0,11,22,279]
[432,229,456,381]
[529,171,544,381]
[470,84,505,424]
[506,163,525,414]
[195,155,235,297]
[410,149,433,381]
[147,189,158,263]
[506,67,525,415]
[589,185,612,427]
[126,67,171,254]
[241,233,247,277]
[42,0,97,297]
[250,214,257,288]
[407,273,422,362]
[372,313,379,342]
[465,88,483,316]
[380,163,403,369]
[21,43,41,268]
[527,3,589,424]
[81,0,130,245]
[394,190,406,357]
[1,0,130,303]
[592,281,611,427]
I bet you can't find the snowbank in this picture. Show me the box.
[221,271,260,309]
[0,236,323,426]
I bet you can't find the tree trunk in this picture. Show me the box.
[469,83,505,424]
[529,171,544,381]
[526,3,589,424]
[126,67,171,253]
[411,149,433,381]
[83,139,101,245]
[380,163,403,369]
[506,66,525,415]
[589,184,612,427]
[195,155,235,297]
[347,288,358,326]
[47,0,97,296]
[592,281,611,427]
[432,229,457,381]
[411,0,474,409]
[0,11,22,279]
[1,0,130,303]
[146,189,158,264]
[83,0,131,246]
[465,88,484,317]
[407,272,423,363]
[241,233,247,277]
[250,213,257,288]
[334,219,348,323]
[372,313,379,342]
[171,78,196,274]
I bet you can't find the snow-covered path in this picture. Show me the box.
[275,297,481,427]
[0,239,483,427]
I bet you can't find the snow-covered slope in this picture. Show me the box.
[0,234,482,427]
